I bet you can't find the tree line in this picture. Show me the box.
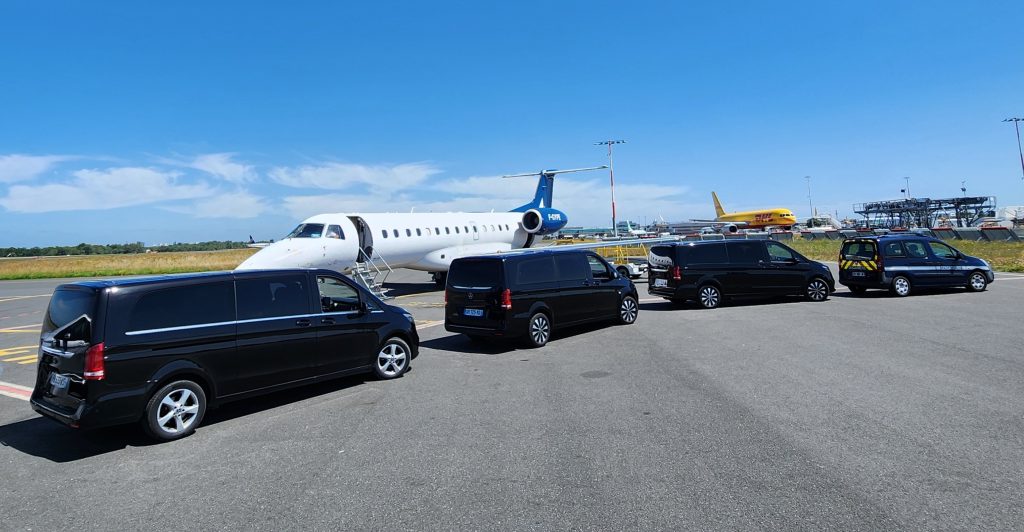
[1,241,249,257]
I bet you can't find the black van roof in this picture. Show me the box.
[457,248,593,262]
[65,269,326,289]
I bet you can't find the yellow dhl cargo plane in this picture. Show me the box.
[691,192,798,231]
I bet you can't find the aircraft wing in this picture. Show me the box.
[688,220,749,227]
[529,235,682,252]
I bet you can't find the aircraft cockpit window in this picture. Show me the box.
[286,223,325,239]
[325,225,344,239]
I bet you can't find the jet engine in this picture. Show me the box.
[721,224,739,234]
[521,208,568,235]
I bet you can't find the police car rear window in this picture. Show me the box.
[842,241,875,260]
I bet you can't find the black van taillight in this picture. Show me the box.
[500,288,512,310]
[671,266,682,281]
[84,342,105,380]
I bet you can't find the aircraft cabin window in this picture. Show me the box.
[416,228,422,236]
[393,229,399,238]
[455,227,460,234]
[473,226,478,232]
[464,226,469,233]
[381,229,388,238]
[406,229,412,237]
[434,227,440,235]
[325,225,344,239]
[445,227,450,234]
[482,226,487,232]
[491,225,495,231]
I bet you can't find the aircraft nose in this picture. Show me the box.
[236,241,312,270]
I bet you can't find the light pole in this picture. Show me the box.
[804,175,814,218]
[595,140,626,236]
[961,180,967,197]
[1003,118,1024,181]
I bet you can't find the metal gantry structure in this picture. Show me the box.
[853,196,997,228]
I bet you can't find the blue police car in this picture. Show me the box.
[838,234,994,297]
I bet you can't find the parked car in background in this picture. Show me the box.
[445,249,639,347]
[647,240,835,308]
[838,234,994,296]
[32,269,418,441]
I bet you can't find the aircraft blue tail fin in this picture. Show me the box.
[512,171,554,212]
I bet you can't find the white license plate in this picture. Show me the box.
[463,308,484,317]
[49,372,70,391]
[654,278,668,287]
[852,271,865,277]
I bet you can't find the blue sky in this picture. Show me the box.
[2,1,1023,247]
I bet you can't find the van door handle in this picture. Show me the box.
[321,318,335,325]
[295,319,312,328]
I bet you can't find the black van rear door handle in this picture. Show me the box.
[295,319,312,328]
[321,318,335,325]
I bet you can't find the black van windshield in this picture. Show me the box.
[286,223,325,239]
[42,287,97,337]
[449,260,502,288]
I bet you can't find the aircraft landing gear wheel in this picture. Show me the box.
[891,275,911,297]
[616,266,629,278]
[805,278,829,302]
[618,296,638,325]
[967,271,987,292]
[525,312,551,348]
[698,285,721,309]
[431,271,447,288]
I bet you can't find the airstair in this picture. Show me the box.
[350,248,393,300]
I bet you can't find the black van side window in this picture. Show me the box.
[127,282,235,332]
[236,275,311,320]
[765,241,795,261]
[688,244,728,264]
[727,242,767,264]
[587,255,612,279]
[554,253,588,282]
[516,256,557,285]
[317,276,362,312]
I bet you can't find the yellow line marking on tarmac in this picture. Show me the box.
[0,329,39,334]
[2,324,42,330]
[0,295,49,303]
[418,320,444,329]
[3,354,38,362]
[17,357,38,364]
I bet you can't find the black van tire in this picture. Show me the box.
[373,336,411,379]
[697,284,721,309]
[525,312,551,348]
[142,380,207,442]
[967,271,987,292]
[618,296,639,325]
[891,275,911,297]
[805,278,830,302]
[848,285,867,295]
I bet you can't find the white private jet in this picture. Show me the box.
[238,166,679,288]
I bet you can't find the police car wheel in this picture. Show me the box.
[967,271,987,292]
[891,275,911,297]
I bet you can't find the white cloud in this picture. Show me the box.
[269,162,440,193]
[0,167,213,213]
[0,154,72,183]
[186,153,256,183]
[165,190,271,219]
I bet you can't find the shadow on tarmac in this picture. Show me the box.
[383,281,441,298]
[639,295,811,311]
[421,321,623,354]
[0,375,374,462]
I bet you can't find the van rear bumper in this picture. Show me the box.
[445,321,518,338]
[31,385,149,430]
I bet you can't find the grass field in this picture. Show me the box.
[0,249,258,280]
[1,239,1022,280]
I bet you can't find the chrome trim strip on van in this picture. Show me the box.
[41,346,74,358]
[125,310,367,336]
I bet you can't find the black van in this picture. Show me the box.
[444,249,639,347]
[839,235,994,296]
[31,269,418,441]
[648,240,835,308]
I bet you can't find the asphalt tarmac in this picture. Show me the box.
[2,268,1024,530]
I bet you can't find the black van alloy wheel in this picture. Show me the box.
[143,380,206,441]
[698,285,721,309]
[526,312,551,348]
[374,337,410,379]
[805,278,829,302]
[967,271,987,292]
[891,275,911,297]
[619,296,638,324]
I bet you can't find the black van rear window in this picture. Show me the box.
[42,287,97,337]
[449,260,502,288]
